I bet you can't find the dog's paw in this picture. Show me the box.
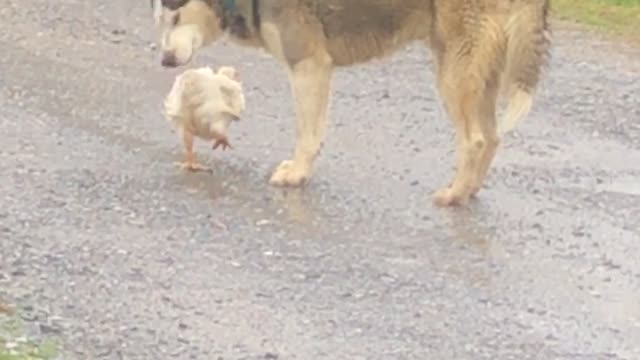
[433,187,469,207]
[269,160,311,187]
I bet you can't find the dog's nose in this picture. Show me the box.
[161,52,178,68]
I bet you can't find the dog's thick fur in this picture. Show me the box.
[151,0,551,206]
[165,65,245,170]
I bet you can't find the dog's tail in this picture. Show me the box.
[498,0,551,136]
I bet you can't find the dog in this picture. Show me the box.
[164,64,245,171]
[150,0,551,206]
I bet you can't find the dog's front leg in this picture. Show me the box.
[270,55,333,187]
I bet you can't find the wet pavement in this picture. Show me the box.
[1,1,639,359]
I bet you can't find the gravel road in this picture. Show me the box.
[1,1,639,359]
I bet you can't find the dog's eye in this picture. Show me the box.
[172,13,181,26]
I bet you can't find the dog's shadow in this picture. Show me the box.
[423,200,509,289]
[164,155,330,232]
[445,201,506,257]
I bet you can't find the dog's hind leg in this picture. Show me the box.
[269,54,333,187]
[470,78,500,197]
[432,49,490,207]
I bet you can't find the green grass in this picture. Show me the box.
[553,0,640,41]
[1,313,59,360]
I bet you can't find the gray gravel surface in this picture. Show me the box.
[1,1,639,359]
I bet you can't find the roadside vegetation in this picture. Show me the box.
[1,305,59,360]
[553,0,640,42]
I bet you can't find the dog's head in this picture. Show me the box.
[151,0,225,67]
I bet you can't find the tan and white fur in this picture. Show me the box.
[151,0,551,206]
[164,64,245,171]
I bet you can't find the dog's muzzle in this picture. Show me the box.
[161,52,178,68]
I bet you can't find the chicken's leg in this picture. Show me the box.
[212,137,233,151]
[175,129,209,172]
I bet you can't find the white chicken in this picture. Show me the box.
[164,65,245,171]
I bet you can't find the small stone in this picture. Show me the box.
[39,322,61,334]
